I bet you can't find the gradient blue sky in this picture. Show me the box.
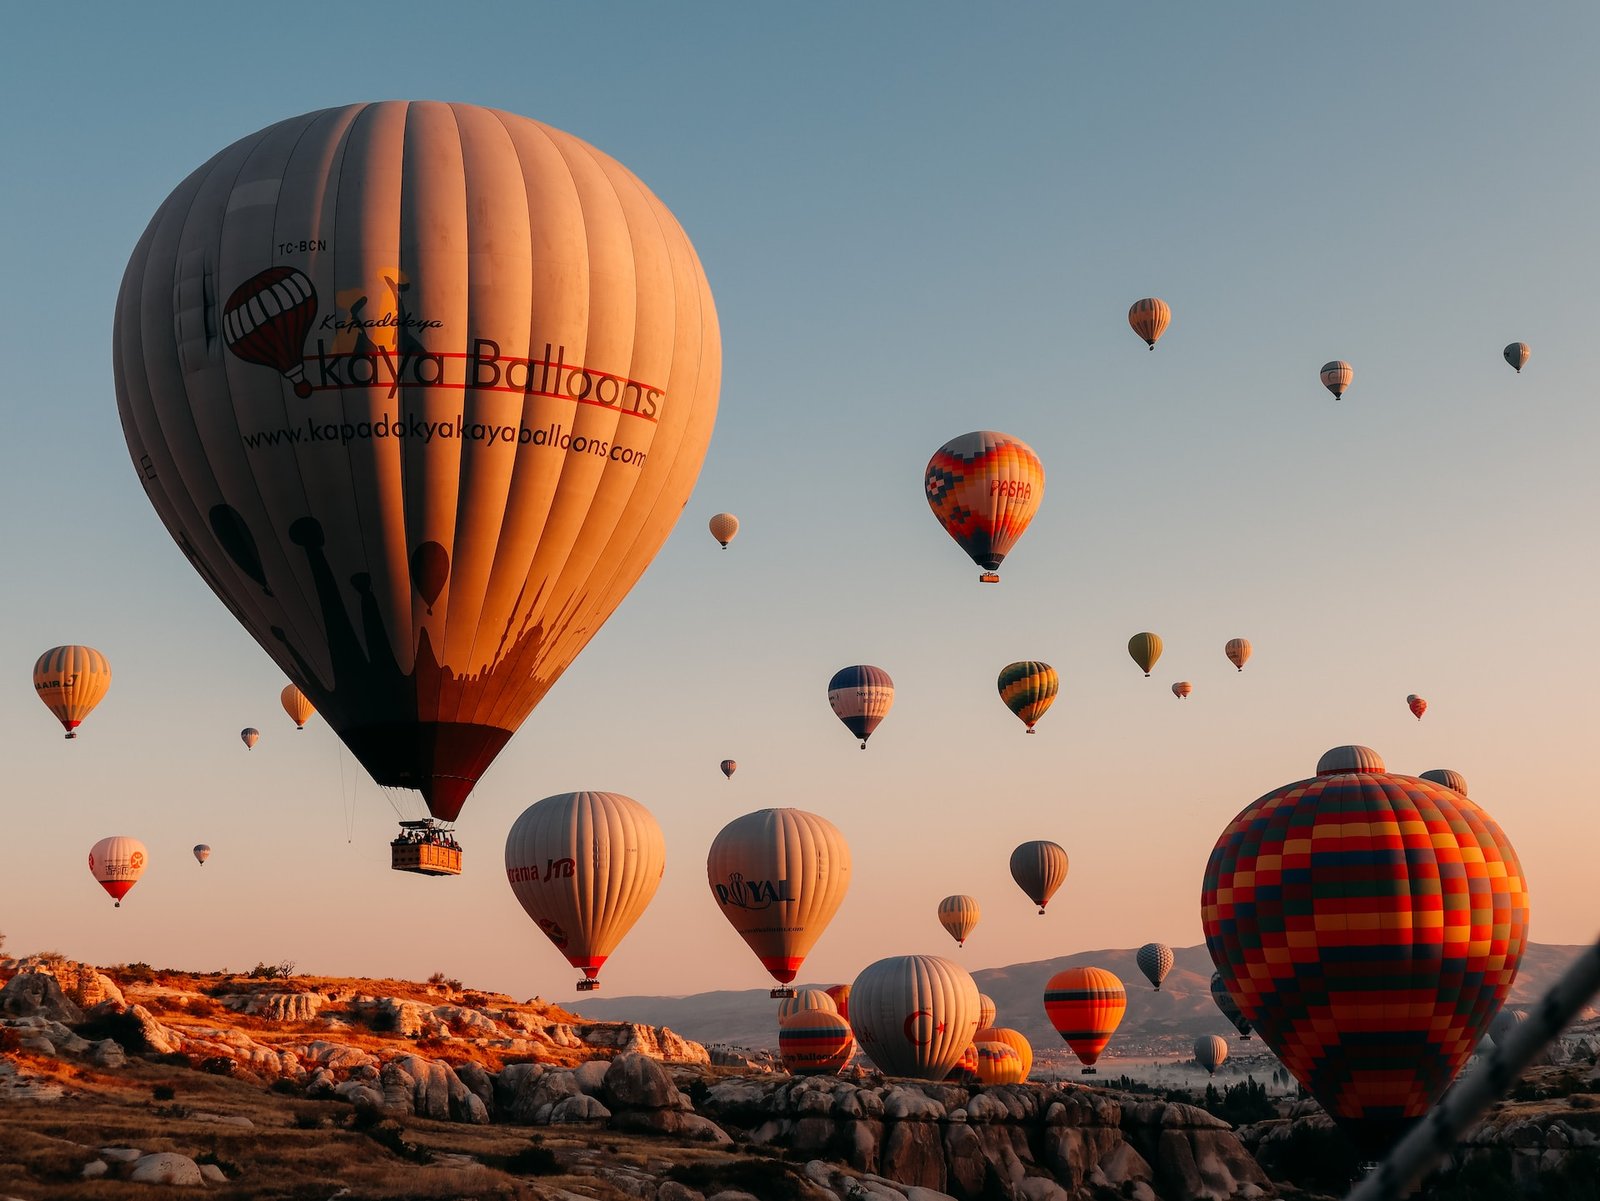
[2,4,1595,1002]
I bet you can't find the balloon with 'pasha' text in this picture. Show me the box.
[1009,840,1068,914]
[924,431,1044,583]
[1225,638,1252,672]
[1128,297,1171,350]
[504,791,666,992]
[827,665,894,749]
[707,809,850,995]
[1127,632,1162,677]
[998,660,1058,732]
[1136,942,1173,991]
[114,102,721,827]
[1202,744,1528,1157]
[851,954,980,1081]
[34,646,111,739]
[779,1010,855,1076]
[938,895,981,947]
[89,836,147,907]
[280,684,315,731]
[1045,967,1127,1073]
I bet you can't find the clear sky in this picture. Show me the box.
[2,3,1596,1003]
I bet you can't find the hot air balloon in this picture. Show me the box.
[975,1027,1032,1080]
[240,728,260,750]
[1172,681,1192,699]
[1127,297,1171,350]
[925,431,1044,584]
[976,1040,1027,1085]
[977,994,997,1032]
[280,684,315,731]
[707,809,850,997]
[1407,693,1427,720]
[827,665,894,749]
[1009,840,1068,914]
[720,760,737,780]
[851,954,980,1080]
[1045,967,1127,1074]
[825,983,851,1020]
[1127,633,1162,677]
[114,102,721,833]
[776,988,838,1020]
[937,895,981,947]
[1194,1034,1229,1077]
[997,661,1058,733]
[1420,768,1468,796]
[945,1042,981,1083]
[1489,1007,1528,1047]
[1202,745,1528,1158]
[1136,943,1174,991]
[1320,360,1353,399]
[33,646,111,739]
[1210,972,1252,1039]
[504,791,666,992]
[1225,638,1252,672]
[89,837,147,907]
[779,1009,855,1076]
[708,513,739,548]
[1503,342,1530,373]
[193,844,211,865]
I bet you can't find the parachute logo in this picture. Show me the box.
[223,267,319,398]
[712,871,794,910]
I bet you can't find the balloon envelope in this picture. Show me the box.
[114,101,721,824]
[779,1009,855,1076]
[1210,972,1252,1039]
[504,791,666,987]
[1202,745,1528,1157]
[89,836,147,905]
[824,983,851,1021]
[1127,633,1162,677]
[1044,967,1127,1069]
[924,431,1044,582]
[1128,297,1171,349]
[720,759,737,779]
[240,727,260,749]
[1407,693,1428,719]
[976,993,997,1032]
[34,645,111,739]
[997,661,1058,732]
[850,954,980,1080]
[776,988,838,1021]
[1321,360,1354,398]
[1136,943,1174,991]
[1171,681,1192,699]
[1503,342,1530,373]
[280,684,315,730]
[937,895,981,946]
[707,809,851,989]
[193,844,211,864]
[975,1026,1032,1079]
[827,665,894,748]
[1009,840,1068,913]
[708,512,740,547]
[1420,768,1468,797]
[1225,638,1252,671]
[1195,1034,1229,1076]
[976,1040,1026,1084]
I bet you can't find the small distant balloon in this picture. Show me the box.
[1195,1034,1229,1076]
[1407,693,1427,720]
[937,895,981,947]
[280,684,315,730]
[1420,768,1468,796]
[1136,943,1174,991]
[1009,840,1069,914]
[89,836,147,908]
[1172,681,1192,699]
[827,665,894,749]
[1225,638,1252,672]
[34,645,112,739]
[709,513,740,548]
[1128,297,1171,350]
[1503,342,1530,374]
[720,759,737,779]
[1127,632,1163,677]
[193,844,211,865]
[998,660,1058,733]
[240,728,260,750]
[1320,360,1353,399]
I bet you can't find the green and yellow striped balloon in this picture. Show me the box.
[997,661,1058,733]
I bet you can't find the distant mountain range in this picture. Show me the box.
[572,942,1589,1057]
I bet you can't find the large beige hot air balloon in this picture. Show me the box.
[708,512,740,548]
[707,809,850,996]
[280,684,315,731]
[937,895,981,947]
[1009,840,1069,914]
[850,954,980,1080]
[114,101,720,830]
[89,836,147,907]
[504,791,666,992]
[33,646,111,739]
[1127,298,1171,350]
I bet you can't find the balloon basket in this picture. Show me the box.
[770,987,796,999]
[1080,1067,1096,1075]
[391,822,462,876]
[576,979,599,992]
[978,573,1000,584]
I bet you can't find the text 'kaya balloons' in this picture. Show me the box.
[504,791,665,992]
[89,836,147,907]
[707,809,851,996]
[925,431,1044,583]
[998,661,1058,733]
[850,954,980,1080]
[34,646,111,739]
[114,102,721,825]
[1202,745,1528,1157]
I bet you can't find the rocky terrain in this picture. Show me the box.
[4,953,1600,1200]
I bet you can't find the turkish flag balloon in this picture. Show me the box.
[114,102,721,821]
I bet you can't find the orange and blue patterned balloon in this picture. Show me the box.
[1201,744,1528,1158]
[998,661,1058,733]
[1043,966,1126,1072]
[924,431,1044,583]
[778,1009,855,1076]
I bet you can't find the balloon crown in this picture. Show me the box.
[1314,745,1386,775]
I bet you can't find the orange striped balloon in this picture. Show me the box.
[1127,297,1171,349]
[280,683,316,730]
[779,1009,855,1076]
[1044,966,1127,1072]
[1407,693,1427,720]
[33,645,112,739]
[1225,638,1252,672]
[776,988,838,1020]
[945,1041,980,1083]
[997,660,1058,732]
[976,1040,1026,1085]
[1320,360,1354,399]
[1171,681,1193,699]
[974,1026,1032,1080]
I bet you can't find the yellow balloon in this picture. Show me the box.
[280,684,316,730]
[1127,632,1163,677]
[33,645,111,739]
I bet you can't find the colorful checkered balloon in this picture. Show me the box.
[1201,745,1528,1157]
[924,431,1044,583]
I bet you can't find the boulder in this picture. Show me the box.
[80,1160,108,1179]
[199,1164,228,1183]
[229,991,323,1022]
[881,1118,946,1192]
[128,1152,203,1186]
[0,972,84,1023]
[87,1039,126,1068]
[550,1094,611,1123]
[574,1058,611,1096]
[609,1108,732,1144]
[604,1052,683,1109]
